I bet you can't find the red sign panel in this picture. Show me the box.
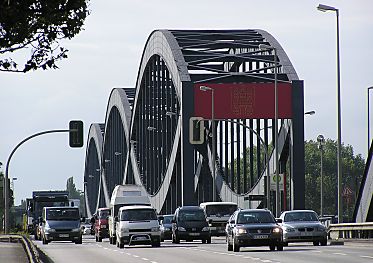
[194,83,292,119]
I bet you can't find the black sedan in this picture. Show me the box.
[226,209,283,252]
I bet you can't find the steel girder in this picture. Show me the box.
[84,29,305,215]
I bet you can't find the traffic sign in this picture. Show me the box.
[270,173,284,191]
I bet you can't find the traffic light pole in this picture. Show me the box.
[4,129,72,234]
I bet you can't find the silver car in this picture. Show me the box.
[279,210,327,246]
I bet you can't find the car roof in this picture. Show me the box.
[178,206,203,211]
[238,209,271,213]
[98,207,110,211]
[200,202,237,206]
[44,206,78,210]
[282,210,316,214]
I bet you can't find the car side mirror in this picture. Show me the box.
[276,218,283,223]
[158,216,164,221]
[114,216,119,222]
[208,219,213,224]
[81,217,86,222]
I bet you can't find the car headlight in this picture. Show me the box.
[284,226,295,232]
[45,227,55,233]
[120,228,129,234]
[151,226,160,232]
[177,227,186,231]
[237,228,247,234]
[272,228,281,233]
[202,227,210,232]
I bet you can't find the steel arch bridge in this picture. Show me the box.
[84,29,305,217]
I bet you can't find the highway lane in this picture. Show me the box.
[33,235,373,263]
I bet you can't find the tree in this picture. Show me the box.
[305,139,365,221]
[0,0,90,73]
[66,176,85,214]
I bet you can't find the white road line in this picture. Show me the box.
[150,261,158,263]
[126,253,131,256]
[142,258,149,261]
[261,260,272,263]
[333,253,347,256]
[312,250,322,253]
[361,255,373,259]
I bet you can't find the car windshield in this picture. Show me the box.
[99,210,110,219]
[284,212,318,222]
[46,208,80,220]
[120,209,157,221]
[237,211,275,224]
[179,210,206,221]
[162,216,173,224]
[205,204,237,217]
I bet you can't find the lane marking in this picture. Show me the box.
[333,253,347,256]
[261,260,272,263]
[142,258,149,261]
[133,255,140,258]
[361,256,373,259]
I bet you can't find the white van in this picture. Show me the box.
[115,205,161,248]
[200,202,238,236]
[108,185,151,244]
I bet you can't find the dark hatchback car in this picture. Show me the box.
[226,209,283,252]
[172,206,211,244]
[160,214,174,241]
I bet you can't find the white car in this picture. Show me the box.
[279,210,327,246]
[115,205,161,248]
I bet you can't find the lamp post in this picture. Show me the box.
[200,86,216,202]
[317,134,325,216]
[259,44,280,217]
[317,3,342,223]
[368,86,373,152]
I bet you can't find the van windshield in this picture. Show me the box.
[46,208,80,221]
[205,204,237,217]
[120,209,157,221]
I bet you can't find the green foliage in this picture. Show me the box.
[66,176,85,214]
[0,0,90,72]
[305,139,365,221]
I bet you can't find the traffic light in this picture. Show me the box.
[189,117,204,144]
[69,120,84,148]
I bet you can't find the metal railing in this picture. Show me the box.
[328,222,373,239]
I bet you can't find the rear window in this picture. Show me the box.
[120,209,157,221]
[162,215,173,224]
[205,204,237,217]
[46,208,80,220]
[99,209,110,219]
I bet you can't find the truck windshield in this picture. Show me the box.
[205,204,237,217]
[120,209,157,221]
[46,208,80,220]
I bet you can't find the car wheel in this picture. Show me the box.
[233,238,240,252]
[75,237,82,244]
[152,240,161,247]
[42,236,47,245]
[320,239,327,246]
[283,242,288,247]
[277,244,284,251]
[227,239,233,251]
[207,237,211,244]
[313,241,320,246]
[269,244,276,251]
[109,236,113,244]
[98,236,102,242]
[173,233,180,244]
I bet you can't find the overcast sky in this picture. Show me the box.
[1,0,372,205]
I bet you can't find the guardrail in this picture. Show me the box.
[0,234,40,263]
[328,222,373,239]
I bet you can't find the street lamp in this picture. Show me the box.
[259,43,280,217]
[317,3,342,223]
[368,86,373,152]
[200,86,216,202]
[317,134,325,216]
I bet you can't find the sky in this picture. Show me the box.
[1,0,373,205]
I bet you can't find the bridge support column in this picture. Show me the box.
[181,82,197,206]
[291,80,305,210]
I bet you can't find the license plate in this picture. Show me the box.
[210,227,216,230]
[59,234,69,238]
[253,235,268,239]
[134,236,147,241]
[189,233,200,236]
